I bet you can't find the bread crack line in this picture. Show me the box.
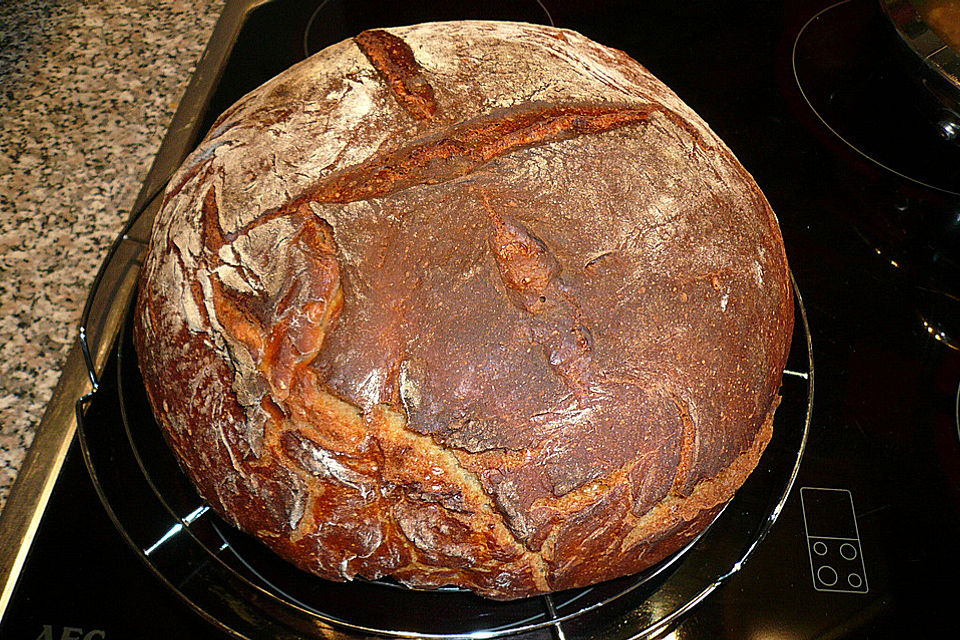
[283,101,684,209]
[198,187,343,406]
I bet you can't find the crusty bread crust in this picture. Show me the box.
[134,21,793,599]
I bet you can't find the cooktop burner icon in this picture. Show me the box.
[801,487,869,594]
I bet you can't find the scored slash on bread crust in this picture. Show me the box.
[134,21,793,599]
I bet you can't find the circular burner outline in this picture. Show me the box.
[792,0,960,197]
[302,0,556,59]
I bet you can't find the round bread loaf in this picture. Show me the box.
[134,21,793,600]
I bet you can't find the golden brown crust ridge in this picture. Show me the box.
[354,29,438,121]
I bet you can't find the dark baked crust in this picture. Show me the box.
[134,21,792,599]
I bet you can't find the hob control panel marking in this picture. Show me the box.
[800,487,869,594]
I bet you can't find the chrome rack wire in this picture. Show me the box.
[543,594,567,640]
[76,186,162,402]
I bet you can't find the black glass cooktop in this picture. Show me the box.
[2,0,959,638]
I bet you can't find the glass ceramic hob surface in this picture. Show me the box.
[2,0,959,638]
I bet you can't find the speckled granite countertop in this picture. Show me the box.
[0,0,224,511]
